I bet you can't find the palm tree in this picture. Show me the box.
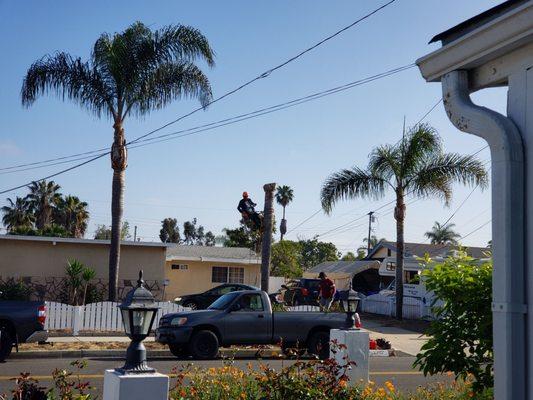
[320,124,488,319]
[58,195,90,238]
[22,22,214,301]
[363,235,385,250]
[25,180,62,230]
[1,197,34,231]
[424,221,461,244]
[275,185,294,240]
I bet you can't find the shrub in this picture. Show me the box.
[0,278,31,301]
[414,254,493,393]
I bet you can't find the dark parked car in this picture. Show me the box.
[281,278,321,306]
[156,290,361,360]
[0,300,48,361]
[174,284,259,310]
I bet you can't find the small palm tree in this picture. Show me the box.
[424,221,461,244]
[320,124,488,319]
[25,180,62,230]
[81,267,97,305]
[22,22,214,300]
[1,197,34,231]
[65,259,85,305]
[275,185,294,240]
[363,235,385,250]
[57,195,90,238]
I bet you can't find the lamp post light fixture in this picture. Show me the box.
[342,283,361,329]
[116,270,159,374]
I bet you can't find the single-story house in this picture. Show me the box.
[0,234,168,300]
[303,260,381,295]
[367,240,490,260]
[366,240,491,285]
[164,245,261,300]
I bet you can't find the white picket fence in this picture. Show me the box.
[45,301,191,335]
[360,294,436,320]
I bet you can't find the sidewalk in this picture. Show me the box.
[363,318,429,356]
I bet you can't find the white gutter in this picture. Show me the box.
[442,70,526,400]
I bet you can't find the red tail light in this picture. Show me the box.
[354,313,362,329]
[301,288,308,296]
[38,305,46,326]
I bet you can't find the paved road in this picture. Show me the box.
[0,356,451,396]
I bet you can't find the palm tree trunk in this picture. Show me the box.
[280,206,286,241]
[108,122,127,301]
[261,183,276,292]
[394,189,405,320]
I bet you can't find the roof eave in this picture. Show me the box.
[416,1,533,90]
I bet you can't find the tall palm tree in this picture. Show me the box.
[424,221,461,245]
[320,124,488,319]
[1,197,34,231]
[22,22,215,300]
[275,185,294,240]
[58,195,90,238]
[25,180,62,230]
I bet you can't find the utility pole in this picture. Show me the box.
[133,225,137,242]
[366,212,375,255]
[261,183,276,293]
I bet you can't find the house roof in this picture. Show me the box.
[367,240,490,259]
[429,0,526,45]
[166,245,260,264]
[0,234,168,248]
[307,260,380,276]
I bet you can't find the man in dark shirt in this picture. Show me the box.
[237,192,262,229]
[318,272,336,311]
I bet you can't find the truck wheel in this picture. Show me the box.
[308,331,330,360]
[188,330,219,359]
[169,344,189,359]
[0,328,13,362]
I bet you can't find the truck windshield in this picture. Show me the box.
[208,292,241,310]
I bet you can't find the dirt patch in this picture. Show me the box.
[19,342,168,351]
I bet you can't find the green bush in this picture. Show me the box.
[414,254,493,393]
[0,278,31,301]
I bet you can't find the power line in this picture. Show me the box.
[1,64,415,175]
[126,0,399,146]
[461,220,492,240]
[0,65,414,192]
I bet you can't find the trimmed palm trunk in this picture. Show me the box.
[394,188,405,320]
[261,183,276,292]
[109,122,127,301]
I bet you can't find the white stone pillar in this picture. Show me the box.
[330,329,369,385]
[103,370,169,400]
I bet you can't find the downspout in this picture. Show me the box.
[441,70,526,400]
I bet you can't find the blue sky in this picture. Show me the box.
[0,0,503,252]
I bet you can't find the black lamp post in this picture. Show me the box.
[116,270,159,374]
[342,283,361,329]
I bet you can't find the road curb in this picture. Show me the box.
[12,347,403,359]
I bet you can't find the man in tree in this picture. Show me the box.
[237,192,262,230]
[318,272,336,311]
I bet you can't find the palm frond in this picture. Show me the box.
[368,145,400,183]
[21,52,115,118]
[321,167,388,214]
[126,61,212,116]
[401,123,441,176]
[407,153,488,205]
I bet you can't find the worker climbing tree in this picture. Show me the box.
[237,191,263,231]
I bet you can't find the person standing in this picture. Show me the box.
[318,272,336,311]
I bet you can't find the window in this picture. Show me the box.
[235,293,264,311]
[171,264,188,270]
[228,267,244,284]
[386,262,396,271]
[211,266,245,284]
[212,267,228,283]
[387,249,392,257]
